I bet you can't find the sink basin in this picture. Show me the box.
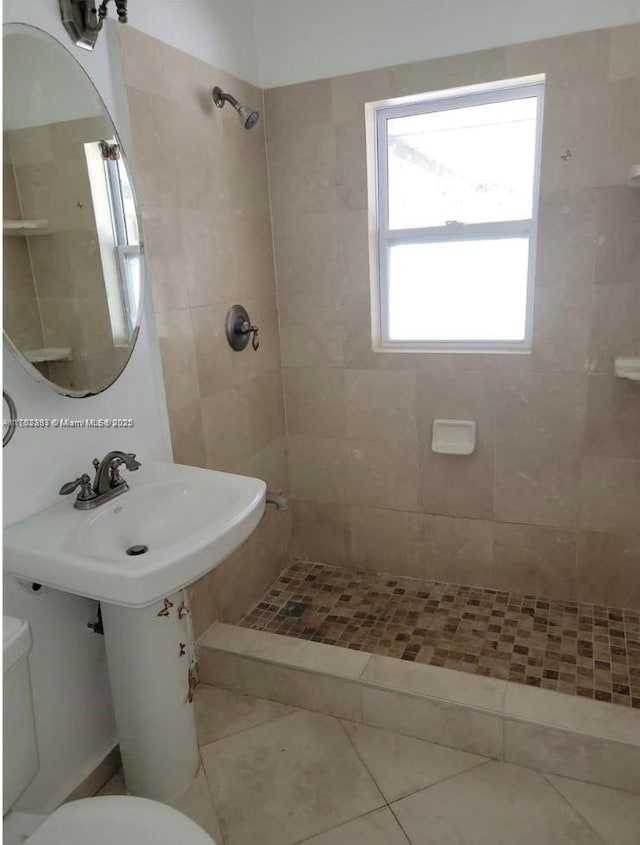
[4,461,266,607]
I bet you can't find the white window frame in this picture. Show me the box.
[84,141,141,347]
[366,75,545,354]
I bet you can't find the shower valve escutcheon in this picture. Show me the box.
[225,304,260,352]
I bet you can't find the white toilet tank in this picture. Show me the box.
[3,616,39,812]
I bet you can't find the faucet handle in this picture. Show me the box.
[90,458,101,490]
[109,463,124,486]
[59,473,94,501]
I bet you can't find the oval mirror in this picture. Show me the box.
[3,24,144,397]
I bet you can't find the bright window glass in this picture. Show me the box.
[387,97,539,229]
[372,78,544,351]
[388,239,530,342]
[85,140,142,345]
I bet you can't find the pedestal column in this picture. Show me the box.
[101,591,199,801]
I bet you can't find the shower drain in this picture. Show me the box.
[126,544,149,556]
[283,600,309,618]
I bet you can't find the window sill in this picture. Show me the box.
[373,343,532,355]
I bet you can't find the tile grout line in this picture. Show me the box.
[385,759,508,845]
[387,798,420,845]
[196,700,301,751]
[358,652,374,679]
[541,774,611,845]
[335,718,389,809]
[389,758,494,807]
[191,750,227,845]
[501,705,507,762]
[291,808,398,845]
[337,716,495,813]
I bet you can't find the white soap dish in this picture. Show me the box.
[432,419,477,455]
[614,357,640,381]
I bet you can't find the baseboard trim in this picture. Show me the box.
[64,745,121,803]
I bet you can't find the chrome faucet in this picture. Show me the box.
[92,450,141,495]
[59,451,141,510]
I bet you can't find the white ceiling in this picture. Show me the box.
[252,0,640,88]
[4,0,640,89]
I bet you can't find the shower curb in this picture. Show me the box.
[197,622,640,795]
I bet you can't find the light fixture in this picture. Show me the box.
[59,0,128,51]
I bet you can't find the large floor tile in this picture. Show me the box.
[341,721,487,801]
[170,767,224,844]
[195,684,295,745]
[298,808,410,844]
[547,775,640,845]
[392,761,605,845]
[201,710,385,845]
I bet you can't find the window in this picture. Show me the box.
[368,77,544,352]
[84,140,142,346]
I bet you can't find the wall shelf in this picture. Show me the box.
[3,219,51,236]
[24,347,73,364]
[614,357,640,381]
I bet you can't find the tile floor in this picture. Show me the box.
[240,561,640,708]
[99,684,640,845]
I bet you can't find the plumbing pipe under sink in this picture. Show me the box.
[266,491,289,511]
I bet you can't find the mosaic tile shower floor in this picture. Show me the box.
[240,561,640,709]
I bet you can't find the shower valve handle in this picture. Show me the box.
[239,320,260,351]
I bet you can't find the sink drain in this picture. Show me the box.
[126,544,149,556]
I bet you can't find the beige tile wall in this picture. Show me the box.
[265,25,640,608]
[5,116,129,392]
[119,28,291,635]
[3,138,45,354]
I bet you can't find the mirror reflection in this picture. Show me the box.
[3,25,143,396]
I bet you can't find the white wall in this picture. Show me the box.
[253,0,640,87]
[3,0,172,812]
[126,0,258,83]
[4,29,105,129]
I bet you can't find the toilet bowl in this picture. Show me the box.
[2,616,216,845]
[23,795,213,845]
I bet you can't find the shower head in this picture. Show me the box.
[212,86,260,130]
[236,103,260,130]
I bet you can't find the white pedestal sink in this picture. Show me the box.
[4,461,266,801]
